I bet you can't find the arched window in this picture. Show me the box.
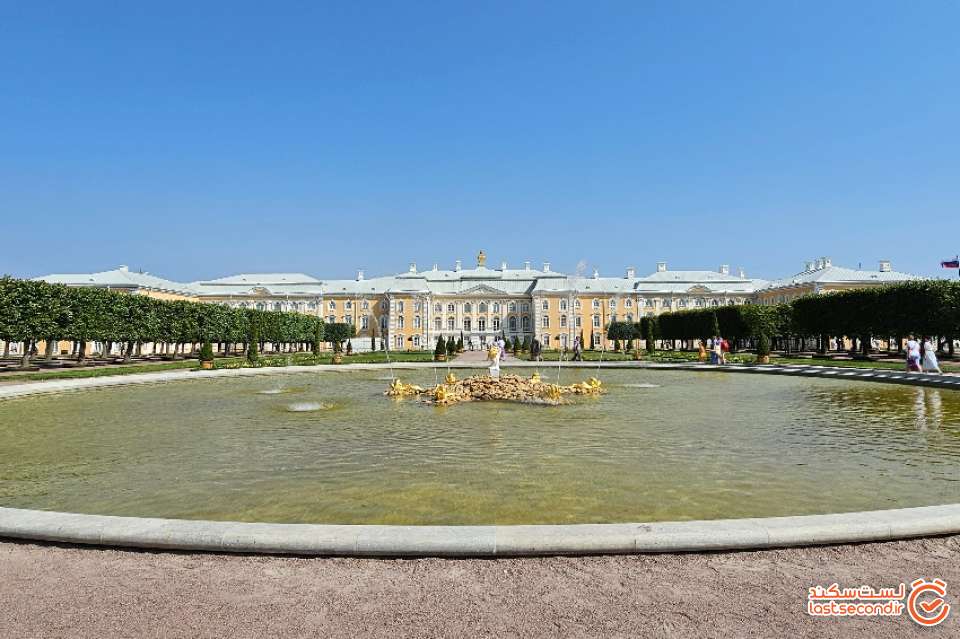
[256,302,265,310]
[463,317,471,331]
[345,300,352,310]
[492,317,500,330]
[328,300,336,310]
[479,302,487,313]
[625,299,632,308]
[273,302,282,311]
[592,299,600,310]
[522,316,530,331]
[490,302,498,313]
[574,300,581,310]
[509,316,517,331]
[541,300,549,311]
[478,318,486,331]
[559,300,567,311]
[609,299,616,308]
[362,300,369,310]
[397,301,405,313]
[327,315,335,323]
[413,335,420,347]
[464,302,472,313]
[447,317,455,330]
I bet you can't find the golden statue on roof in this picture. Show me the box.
[477,250,487,267]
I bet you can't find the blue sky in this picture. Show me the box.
[2,1,958,282]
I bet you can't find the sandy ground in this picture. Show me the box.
[1,536,957,638]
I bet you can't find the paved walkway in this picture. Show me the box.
[1,536,957,638]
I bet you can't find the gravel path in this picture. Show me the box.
[1,536,958,638]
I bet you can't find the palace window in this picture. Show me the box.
[695,298,704,308]
[490,302,497,313]
[464,302,472,313]
[362,300,369,310]
[560,315,567,328]
[646,299,654,307]
[434,317,442,330]
[413,335,420,347]
[712,299,720,306]
[396,316,404,329]
[345,300,352,310]
[328,301,336,310]
[479,302,487,313]
[575,300,581,310]
[434,303,442,313]
[464,317,472,331]
[626,314,633,323]
[257,303,266,310]
[592,299,600,310]
[397,301,405,313]
[625,299,632,308]
[592,315,600,328]
[609,299,616,308]
[327,314,335,323]
[560,300,567,311]
[307,302,316,310]
[521,303,530,312]
[395,335,403,349]
[678,299,687,307]
[447,317,455,330]
[509,317,517,331]
[414,302,422,312]
[492,317,500,330]
[522,316,530,331]
[575,316,582,328]
[543,334,550,346]
[447,303,455,313]
[380,316,387,331]
[509,302,517,312]
[361,315,369,330]
[541,300,549,311]
[478,318,486,331]
[542,316,550,328]
[414,316,422,329]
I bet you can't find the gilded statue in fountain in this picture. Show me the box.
[384,372,604,406]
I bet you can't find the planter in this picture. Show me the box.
[756,355,770,364]
[434,354,447,362]
[200,360,214,370]
[632,350,642,361]
[332,353,343,365]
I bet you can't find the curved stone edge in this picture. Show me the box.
[1,505,958,557]
[2,359,958,402]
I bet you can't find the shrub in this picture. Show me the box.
[346,340,353,355]
[757,333,771,357]
[247,323,260,364]
[522,336,531,352]
[199,339,214,362]
[446,335,456,356]
[434,336,446,357]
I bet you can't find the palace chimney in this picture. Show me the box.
[543,262,551,272]
[737,267,746,279]
[524,261,531,271]
[356,269,365,281]
[593,268,600,279]
[455,260,462,272]
[719,264,730,275]
[656,261,667,273]
[500,261,508,271]
[821,256,832,268]
[626,267,636,279]
[408,262,417,273]
[805,261,815,271]
[879,260,892,272]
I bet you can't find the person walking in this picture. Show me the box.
[572,336,583,361]
[905,335,922,373]
[530,338,541,362]
[922,337,943,374]
[711,336,723,365]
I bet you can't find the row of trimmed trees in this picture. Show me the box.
[607,280,960,358]
[0,277,355,367]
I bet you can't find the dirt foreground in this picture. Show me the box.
[1,536,958,638]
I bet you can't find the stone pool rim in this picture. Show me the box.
[1,362,958,556]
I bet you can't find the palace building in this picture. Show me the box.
[37,252,919,352]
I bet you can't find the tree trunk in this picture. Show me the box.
[44,339,56,360]
[123,341,134,362]
[20,339,33,368]
[102,340,113,360]
[77,339,87,362]
[3,341,9,358]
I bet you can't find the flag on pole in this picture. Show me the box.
[941,257,960,269]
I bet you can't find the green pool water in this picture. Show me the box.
[1,368,958,525]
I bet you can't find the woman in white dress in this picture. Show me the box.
[922,337,943,374]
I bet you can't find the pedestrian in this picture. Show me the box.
[572,337,583,361]
[698,340,707,362]
[905,335,922,373]
[921,336,943,374]
[711,336,723,365]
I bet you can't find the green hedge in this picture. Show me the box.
[0,276,326,364]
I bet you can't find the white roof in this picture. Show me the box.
[762,265,919,290]
[36,267,197,296]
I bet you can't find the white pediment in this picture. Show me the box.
[686,285,713,294]
[460,284,509,296]
[248,286,273,296]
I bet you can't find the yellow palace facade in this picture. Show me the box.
[37,252,919,352]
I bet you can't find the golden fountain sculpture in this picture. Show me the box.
[385,372,604,406]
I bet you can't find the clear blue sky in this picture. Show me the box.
[2,1,958,282]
